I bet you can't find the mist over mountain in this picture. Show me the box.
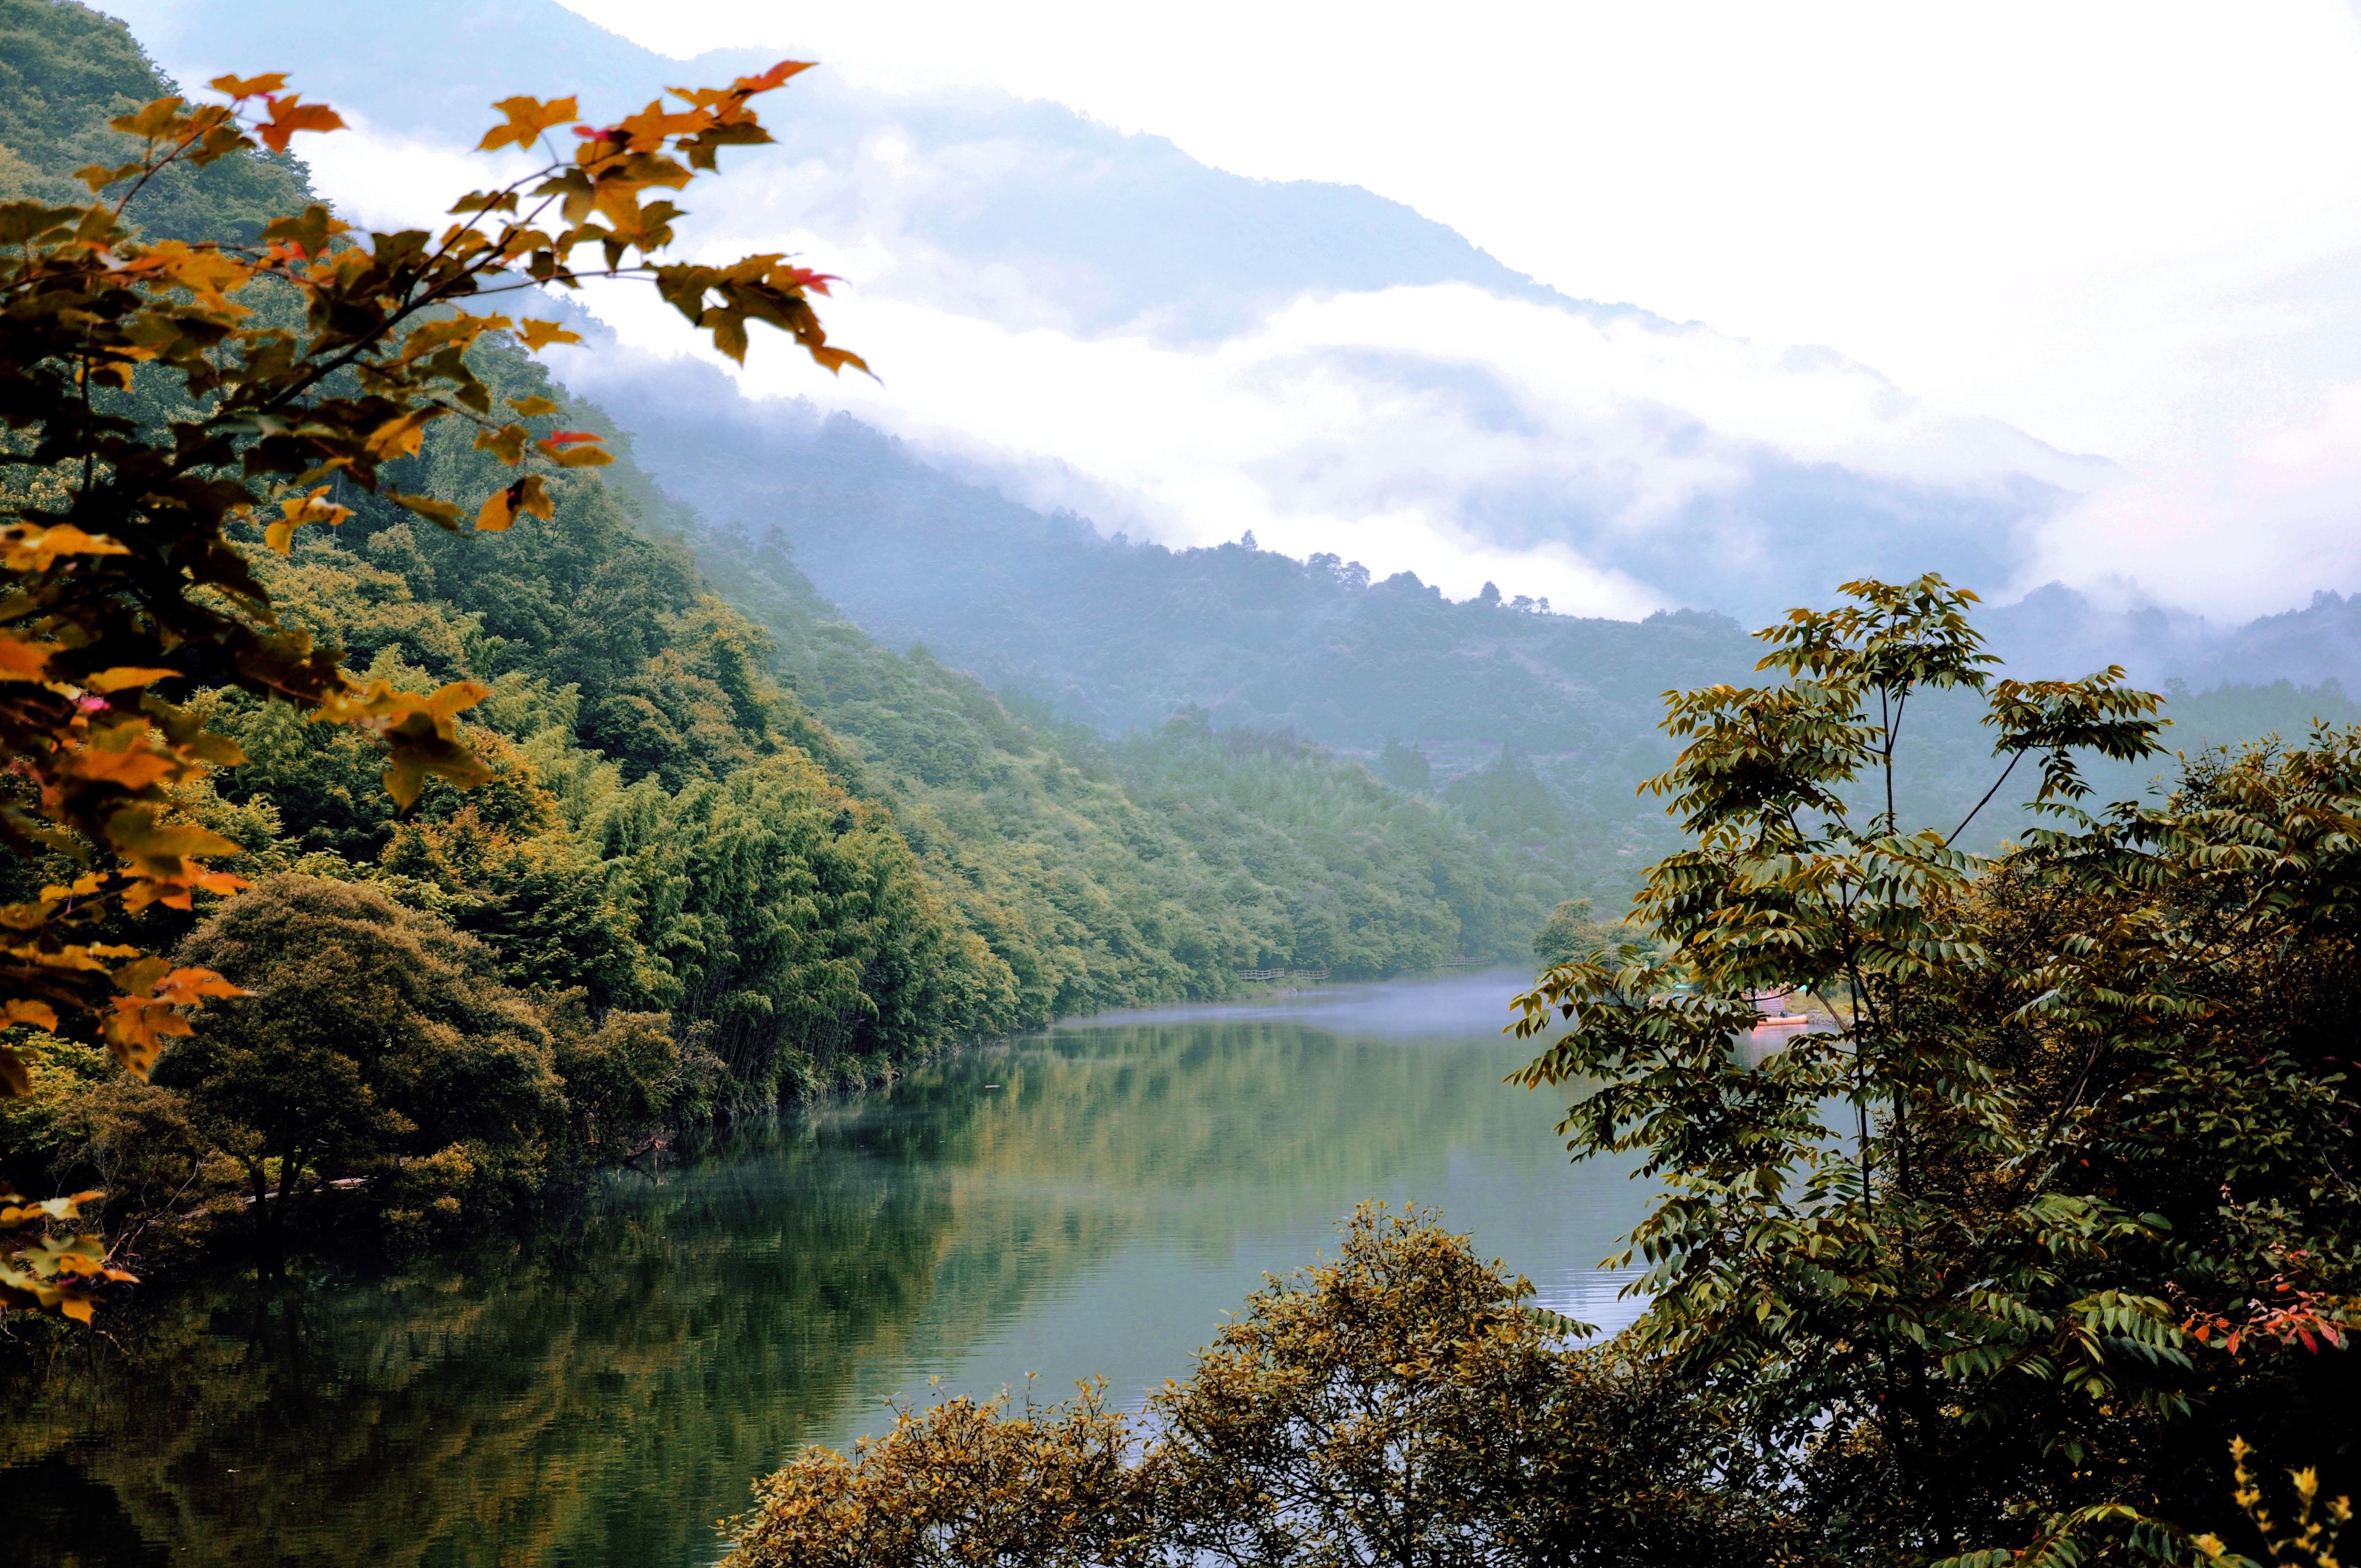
[1984,582,2361,693]
[111,0,2126,625]
[91,0,2361,773]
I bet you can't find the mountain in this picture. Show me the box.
[28,0,2361,935]
[106,0,2117,624]
[2,0,1551,1078]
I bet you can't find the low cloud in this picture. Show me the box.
[110,4,2124,622]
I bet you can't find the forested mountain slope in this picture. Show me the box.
[683,522,1549,1002]
[558,351,2361,915]
[0,0,307,235]
[191,262,1543,1071]
[548,360,1767,747]
[0,1,1545,1260]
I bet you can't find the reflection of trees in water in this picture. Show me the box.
[857,1022,1558,1371]
[0,1130,967,1568]
[0,1019,1556,1568]
[944,1021,1546,1201]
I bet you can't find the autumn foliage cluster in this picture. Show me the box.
[1,55,856,1316]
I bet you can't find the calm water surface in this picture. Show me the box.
[4,970,1645,1567]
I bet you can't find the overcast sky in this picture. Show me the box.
[105,0,2361,618]
[539,0,2361,617]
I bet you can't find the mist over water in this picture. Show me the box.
[3,971,1642,1568]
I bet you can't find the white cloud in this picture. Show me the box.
[110,0,2361,622]
[566,257,2088,614]
[542,0,2361,619]
[290,113,542,233]
[232,88,2104,617]
[2022,380,2361,619]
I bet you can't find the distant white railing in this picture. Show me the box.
[1237,967,1331,982]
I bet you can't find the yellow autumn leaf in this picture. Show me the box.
[207,72,288,99]
[0,523,129,571]
[516,319,584,352]
[81,668,180,693]
[0,636,60,683]
[2,999,58,1032]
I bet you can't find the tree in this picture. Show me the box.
[159,875,565,1255]
[1511,575,2361,1562]
[1531,897,1631,970]
[1150,1202,1791,1567]
[723,1379,1155,1568]
[0,56,859,1089]
[1378,733,1432,792]
[0,52,861,1312]
[544,992,676,1155]
[721,1205,1796,1567]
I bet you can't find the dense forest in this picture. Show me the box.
[0,0,1541,1261]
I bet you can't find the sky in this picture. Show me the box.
[540,0,2361,618]
[106,0,2361,620]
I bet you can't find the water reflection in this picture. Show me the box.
[2,970,1645,1568]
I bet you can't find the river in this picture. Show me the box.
[3,969,1647,1568]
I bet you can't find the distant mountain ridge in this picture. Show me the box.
[1987,583,2361,694]
[562,345,2361,726]
[109,0,2124,623]
[100,0,1584,339]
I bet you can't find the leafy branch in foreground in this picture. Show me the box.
[0,1185,133,1321]
[1511,574,2361,1562]
[0,59,859,1313]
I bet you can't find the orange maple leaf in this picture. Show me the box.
[480,95,580,153]
[255,96,345,154]
[208,72,288,100]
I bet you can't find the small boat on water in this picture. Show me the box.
[1745,988,1811,1030]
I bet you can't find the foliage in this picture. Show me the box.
[0,35,855,1110]
[1378,733,1432,792]
[724,1379,1154,1568]
[0,2,882,1318]
[692,524,1544,1000]
[0,0,311,241]
[156,875,569,1251]
[1511,575,2361,1562]
[723,1205,1797,1568]
[1105,710,1544,970]
[1442,741,1571,842]
[1149,1201,1794,1567]
[1,1182,129,1320]
[2199,1437,2353,1568]
[1531,897,1643,971]
[545,994,676,1154]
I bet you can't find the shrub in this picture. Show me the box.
[722,1205,1799,1567]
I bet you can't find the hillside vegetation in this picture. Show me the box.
[0,1,1542,1262]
